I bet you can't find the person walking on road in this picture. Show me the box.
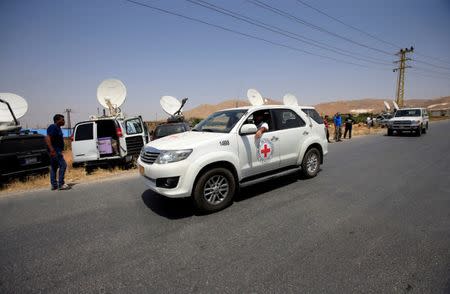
[45,114,69,190]
[333,112,342,142]
[344,114,355,139]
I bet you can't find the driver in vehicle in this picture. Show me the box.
[253,111,269,139]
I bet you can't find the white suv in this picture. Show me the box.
[387,108,429,136]
[138,105,328,212]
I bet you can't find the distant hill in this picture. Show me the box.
[183,96,450,118]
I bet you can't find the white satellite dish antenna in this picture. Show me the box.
[0,93,28,123]
[392,101,400,111]
[247,89,264,106]
[97,79,127,115]
[283,93,298,106]
[383,101,391,111]
[160,96,182,116]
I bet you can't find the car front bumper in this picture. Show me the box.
[137,157,192,198]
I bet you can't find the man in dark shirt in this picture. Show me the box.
[45,114,69,190]
[344,114,355,139]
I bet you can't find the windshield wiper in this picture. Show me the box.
[200,128,215,132]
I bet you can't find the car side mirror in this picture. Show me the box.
[240,124,257,135]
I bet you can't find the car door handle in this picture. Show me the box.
[271,136,279,142]
[303,131,309,135]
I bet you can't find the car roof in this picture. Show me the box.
[397,107,423,110]
[221,104,316,112]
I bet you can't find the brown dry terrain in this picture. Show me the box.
[0,151,136,195]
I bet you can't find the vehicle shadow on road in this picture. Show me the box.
[235,173,305,202]
[141,190,195,219]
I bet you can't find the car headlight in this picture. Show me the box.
[156,149,193,164]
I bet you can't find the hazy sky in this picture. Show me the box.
[1,0,450,127]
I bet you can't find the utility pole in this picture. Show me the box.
[393,46,414,108]
[64,108,72,136]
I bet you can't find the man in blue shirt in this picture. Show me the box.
[333,112,342,142]
[45,114,69,190]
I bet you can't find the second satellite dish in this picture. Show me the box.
[97,79,127,109]
[283,93,298,106]
[160,96,182,116]
[0,93,28,123]
[247,89,264,106]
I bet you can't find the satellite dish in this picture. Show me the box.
[247,89,264,106]
[392,101,399,110]
[0,93,28,123]
[283,93,298,106]
[97,79,127,109]
[383,101,391,111]
[160,96,182,116]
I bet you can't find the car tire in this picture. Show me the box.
[301,148,321,178]
[416,126,422,137]
[192,167,236,213]
[387,128,393,136]
[422,123,427,134]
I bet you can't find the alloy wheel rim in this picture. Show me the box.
[203,175,229,205]
[306,153,318,174]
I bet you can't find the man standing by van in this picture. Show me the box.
[45,114,69,190]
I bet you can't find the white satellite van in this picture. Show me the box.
[71,115,149,166]
[71,78,149,167]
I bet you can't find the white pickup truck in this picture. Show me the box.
[387,107,429,136]
[138,105,328,213]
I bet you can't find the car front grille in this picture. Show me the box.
[140,150,160,164]
[125,136,144,155]
[393,120,411,125]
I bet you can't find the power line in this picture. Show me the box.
[295,0,400,49]
[186,0,392,66]
[124,0,388,69]
[294,0,450,66]
[248,0,393,56]
[412,66,450,78]
[409,70,450,80]
[412,59,450,72]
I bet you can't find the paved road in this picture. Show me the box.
[1,120,449,293]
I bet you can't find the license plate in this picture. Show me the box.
[138,164,145,175]
[24,157,38,165]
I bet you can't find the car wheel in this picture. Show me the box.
[387,128,393,136]
[192,167,236,213]
[422,123,427,134]
[416,126,422,136]
[301,148,321,178]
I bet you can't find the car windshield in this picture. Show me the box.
[395,109,421,117]
[155,124,185,138]
[192,109,247,133]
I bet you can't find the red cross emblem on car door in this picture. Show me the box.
[257,138,274,161]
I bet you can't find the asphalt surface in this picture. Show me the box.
[1,120,449,293]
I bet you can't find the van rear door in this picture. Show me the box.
[122,117,148,157]
[71,122,99,162]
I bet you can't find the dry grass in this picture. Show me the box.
[0,150,137,196]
